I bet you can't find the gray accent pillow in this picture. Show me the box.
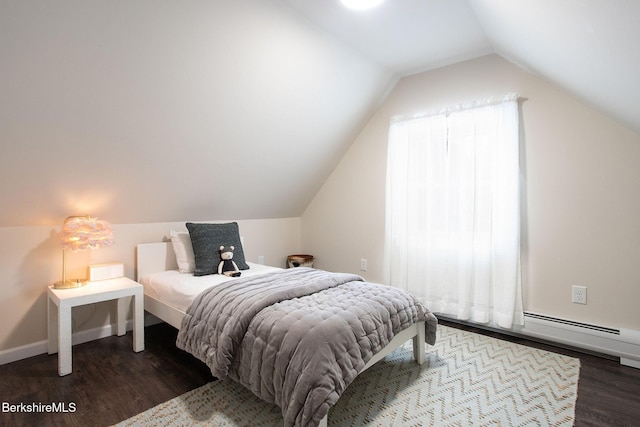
[186,222,249,276]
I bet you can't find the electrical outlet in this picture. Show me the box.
[360,259,368,272]
[572,285,587,304]
[258,255,264,265]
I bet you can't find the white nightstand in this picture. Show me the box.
[47,277,144,376]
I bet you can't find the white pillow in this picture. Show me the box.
[170,230,195,274]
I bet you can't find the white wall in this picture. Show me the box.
[0,0,393,362]
[0,217,301,355]
[302,54,640,331]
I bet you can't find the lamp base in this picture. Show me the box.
[54,279,88,289]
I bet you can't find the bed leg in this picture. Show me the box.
[318,414,328,427]
[413,321,426,365]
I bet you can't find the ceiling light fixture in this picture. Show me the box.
[341,0,384,11]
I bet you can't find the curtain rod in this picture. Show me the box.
[390,92,520,124]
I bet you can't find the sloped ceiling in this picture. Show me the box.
[0,0,394,227]
[279,0,494,75]
[1,0,638,227]
[469,0,640,135]
[283,0,640,132]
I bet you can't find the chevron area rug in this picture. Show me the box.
[114,325,580,426]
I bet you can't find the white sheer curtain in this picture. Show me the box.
[384,94,523,329]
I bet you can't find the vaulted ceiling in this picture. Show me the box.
[282,0,640,133]
[1,0,638,227]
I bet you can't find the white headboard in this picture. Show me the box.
[136,242,177,281]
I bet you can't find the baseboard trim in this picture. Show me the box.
[0,340,49,366]
[4,310,638,370]
[0,319,135,366]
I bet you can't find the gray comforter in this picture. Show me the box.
[176,267,437,427]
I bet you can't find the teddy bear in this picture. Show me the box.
[218,245,241,277]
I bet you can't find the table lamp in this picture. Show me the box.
[54,215,114,289]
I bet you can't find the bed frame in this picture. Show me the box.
[136,242,426,427]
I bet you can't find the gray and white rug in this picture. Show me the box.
[115,325,580,426]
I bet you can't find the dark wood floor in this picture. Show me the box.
[1,320,639,426]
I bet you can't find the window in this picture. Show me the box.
[384,94,523,328]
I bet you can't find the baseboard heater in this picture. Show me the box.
[519,312,640,369]
[440,312,640,369]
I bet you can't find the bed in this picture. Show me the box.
[137,240,437,427]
